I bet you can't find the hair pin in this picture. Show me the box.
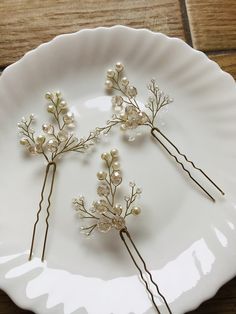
[73,149,172,314]
[18,91,109,262]
[102,62,225,202]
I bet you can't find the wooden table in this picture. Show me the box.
[0,0,235,313]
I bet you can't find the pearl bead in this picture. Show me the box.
[105,80,113,89]
[110,148,119,158]
[121,77,129,86]
[131,206,141,216]
[101,152,110,161]
[115,62,124,72]
[112,161,120,170]
[97,171,107,180]
[107,69,115,78]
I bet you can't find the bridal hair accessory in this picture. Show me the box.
[73,149,172,314]
[102,62,225,202]
[18,91,108,262]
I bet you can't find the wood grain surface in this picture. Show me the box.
[0,0,185,66]
[186,0,236,51]
[0,1,235,314]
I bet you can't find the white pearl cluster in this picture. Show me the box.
[103,62,174,141]
[18,91,103,162]
[73,149,142,236]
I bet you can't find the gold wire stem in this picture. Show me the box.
[28,162,57,261]
[41,162,57,262]
[151,128,216,202]
[152,127,224,195]
[120,228,172,314]
[122,228,173,314]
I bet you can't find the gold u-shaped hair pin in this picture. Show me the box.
[73,149,172,314]
[100,62,225,202]
[18,91,110,262]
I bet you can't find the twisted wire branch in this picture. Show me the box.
[151,128,215,202]
[153,128,224,196]
[41,162,57,262]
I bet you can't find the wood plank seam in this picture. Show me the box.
[179,0,193,47]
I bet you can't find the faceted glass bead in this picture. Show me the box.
[97,219,112,233]
[46,139,58,152]
[111,171,122,186]
[58,130,68,142]
[112,217,125,230]
[97,183,110,197]
[93,200,108,214]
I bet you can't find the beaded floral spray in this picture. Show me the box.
[73,149,172,314]
[18,91,108,262]
[102,62,225,202]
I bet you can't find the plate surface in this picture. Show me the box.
[0,26,236,314]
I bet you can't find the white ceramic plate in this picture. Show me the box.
[0,26,236,314]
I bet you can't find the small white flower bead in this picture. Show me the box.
[115,62,124,72]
